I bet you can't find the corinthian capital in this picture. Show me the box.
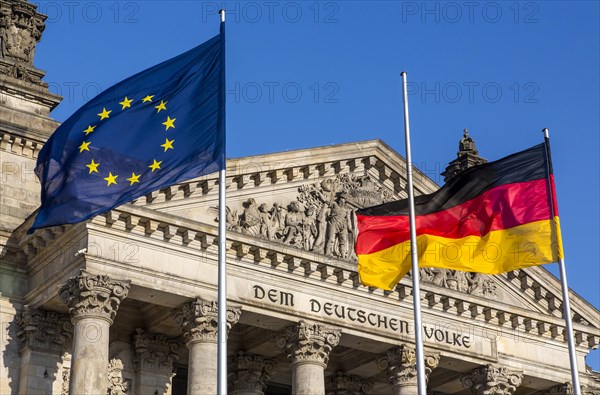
[325,372,374,395]
[543,382,573,395]
[133,328,183,373]
[461,364,523,395]
[59,270,130,324]
[17,305,72,353]
[377,345,439,387]
[174,297,241,345]
[277,320,341,367]
[229,351,274,394]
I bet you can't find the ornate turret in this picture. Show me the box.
[0,0,61,243]
[441,129,488,183]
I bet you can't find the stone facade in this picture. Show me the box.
[1,1,600,394]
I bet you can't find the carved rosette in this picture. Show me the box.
[277,320,341,367]
[460,364,523,395]
[133,328,182,373]
[17,305,72,353]
[376,346,439,387]
[543,382,573,395]
[59,270,130,324]
[174,297,241,345]
[325,372,374,395]
[228,351,274,394]
[107,358,128,395]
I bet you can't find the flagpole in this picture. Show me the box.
[542,128,581,393]
[401,71,427,394]
[217,9,228,395]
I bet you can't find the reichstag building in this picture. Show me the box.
[1,1,599,394]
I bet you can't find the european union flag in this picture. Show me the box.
[30,28,225,233]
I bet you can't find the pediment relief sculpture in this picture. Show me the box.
[211,172,497,296]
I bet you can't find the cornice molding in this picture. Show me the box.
[18,203,599,351]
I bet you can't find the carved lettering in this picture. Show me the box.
[280,291,294,306]
[423,325,472,349]
[310,299,321,313]
[356,310,366,324]
[253,285,294,306]
[252,284,474,349]
[253,285,265,300]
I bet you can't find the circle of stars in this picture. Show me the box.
[78,94,177,187]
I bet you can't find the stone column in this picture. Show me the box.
[59,270,130,395]
[377,345,440,395]
[133,328,183,395]
[460,364,523,395]
[174,297,241,395]
[325,372,374,395]
[277,320,342,395]
[229,351,274,395]
[17,306,72,395]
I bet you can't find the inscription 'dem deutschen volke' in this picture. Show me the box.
[252,284,473,349]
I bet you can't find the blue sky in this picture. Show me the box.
[33,1,599,370]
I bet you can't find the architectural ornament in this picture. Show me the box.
[59,270,130,324]
[215,172,497,296]
[174,297,241,345]
[460,364,523,395]
[543,382,573,395]
[133,328,182,373]
[0,0,45,64]
[17,305,72,353]
[277,320,341,366]
[228,351,274,393]
[420,268,497,297]
[325,372,374,394]
[107,358,128,395]
[377,345,439,386]
[60,367,69,395]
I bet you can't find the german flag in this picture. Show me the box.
[355,142,563,290]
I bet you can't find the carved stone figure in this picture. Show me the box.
[312,202,330,253]
[325,194,352,259]
[258,203,276,239]
[240,198,261,236]
[283,201,304,245]
[446,270,469,293]
[459,129,477,153]
[302,206,318,251]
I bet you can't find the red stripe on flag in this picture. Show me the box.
[356,178,553,255]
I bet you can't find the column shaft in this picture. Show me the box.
[187,341,218,394]
[69,317,110,395]
[292,361,326,395]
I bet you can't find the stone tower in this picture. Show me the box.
[0,0,62,243]
[440,129,487,183]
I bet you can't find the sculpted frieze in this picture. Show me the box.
[214,172,497,296]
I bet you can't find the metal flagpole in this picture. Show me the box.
[217,9,227,395]
[542,128,581,393]
[400,71,427,394]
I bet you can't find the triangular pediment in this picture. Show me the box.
[118,139,600,335]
